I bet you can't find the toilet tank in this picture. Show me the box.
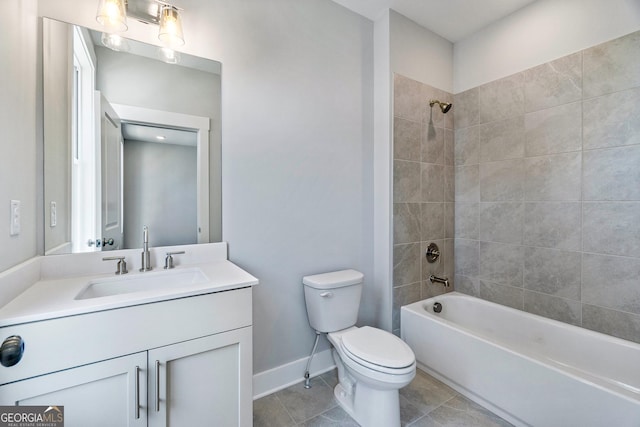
[303,269,363,333]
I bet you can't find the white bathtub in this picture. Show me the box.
[401,292,640,427]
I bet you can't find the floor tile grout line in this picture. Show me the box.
[273,393,298,427]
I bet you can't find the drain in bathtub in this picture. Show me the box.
[433,302,442,313]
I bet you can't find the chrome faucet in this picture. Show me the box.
[140,225,153,272]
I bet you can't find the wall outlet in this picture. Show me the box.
[10,200,20,236]
[50,201,57,227]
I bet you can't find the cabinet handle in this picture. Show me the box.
[155,360,161,412]
[134,366,140,419]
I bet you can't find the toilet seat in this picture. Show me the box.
[339,326,415,375]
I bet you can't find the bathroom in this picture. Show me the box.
[1,0,640,425]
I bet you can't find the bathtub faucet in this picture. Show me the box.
[429,275,450,288]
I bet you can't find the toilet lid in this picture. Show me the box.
[341,326,414,369]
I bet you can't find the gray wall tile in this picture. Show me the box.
[583,87,640,150]
[393,243,421,286]
[421,203,445,241]
[454,125,479,166]
[583,304,640,343]
[479,116,525,162]
[393,75,454,336]
[422,123,444,164]
[584,145,640,201]
[421,279,450,299]
[454,274,480,297]
[454,202,479,239]
[394,160,421,203]
[478,242,524,287]
[444,203,455,239]
[443,239,455,284]
[479,280,523,310]
[421,163,445,202]
[454,239,479,276]
[393,203,421,244]
[524,52,582,112]
[393,282,422,332]
[453,88,479,130]
[479,73,525,123]
[523,202,581,250]
[583,253,640,315]
[455,165,479,202]
[480,159,524,201]
[444,129,454,166]
[523,291,582,326]
[394,74,424,122]
[523,247,581,299]
[524,152,582,201]
[583,202,640,258]
[479,202,523,244]
[394,117,421,161]
[444,166,455,202]
[583,31,640,98]
[525,102,582,157]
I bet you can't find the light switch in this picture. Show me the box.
[10,200,20,236]
[50,201,57,227]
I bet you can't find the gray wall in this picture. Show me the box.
[95,46,222,242]
[453,30,640,344]
[392,74,454,336]
[0,0,38,275]
[123,140,197,249]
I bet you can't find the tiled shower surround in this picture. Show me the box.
[393,30,640,343]
[453,30,640,343]
[392,75,455,336]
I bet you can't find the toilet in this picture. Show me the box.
[303,269,416,427]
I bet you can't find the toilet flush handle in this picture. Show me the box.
[320,292,333,298]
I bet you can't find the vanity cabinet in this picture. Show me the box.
[0,287,253,427]
[0,352,147,426]
[148,327,252,426]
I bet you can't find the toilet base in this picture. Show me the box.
[333,382,401,427]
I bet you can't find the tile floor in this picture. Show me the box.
[253,368,513,426]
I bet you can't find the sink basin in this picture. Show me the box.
[75,268,210,300]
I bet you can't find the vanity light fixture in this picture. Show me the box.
[96,0,128,33]
[97,0,186,60]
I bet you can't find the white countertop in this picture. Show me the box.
[0,243,259,327]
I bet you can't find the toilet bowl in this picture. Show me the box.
[302,270,416,427]
[328,326,416,427]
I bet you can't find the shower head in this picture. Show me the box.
[429,99,452,114]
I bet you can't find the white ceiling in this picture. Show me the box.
[330,0,538,42]
[122,123,197,147]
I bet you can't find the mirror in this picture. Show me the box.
[42,17,222,255]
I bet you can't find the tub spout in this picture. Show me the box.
[429,275,450,287]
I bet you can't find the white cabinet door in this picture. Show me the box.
[148,326,252,427]
[0,352,146,427]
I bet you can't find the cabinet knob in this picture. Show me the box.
[0,335,25,367]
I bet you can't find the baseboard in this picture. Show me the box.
[253,348,336,400]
